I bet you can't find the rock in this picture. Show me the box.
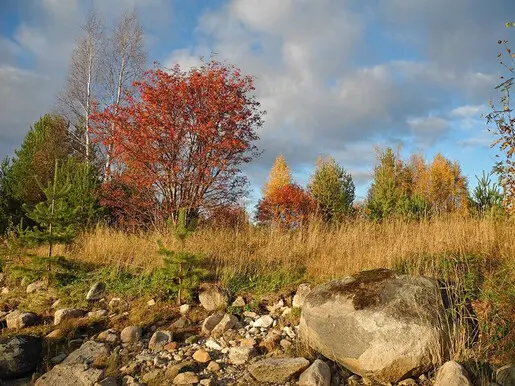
[51,299,61,309]
[228,346,256,365]
[97,329,119,344]
[0,335,42,379]
[299,359,331,386]
[147,299,156,306]
[165,361,195,380]
[54,309,85,325]
[398,379,418,386]
[253,314,274,328]
[26,280,46,294]
[94,377,118,386]
[249,357,310,383]
[240,338,257,347]
[149,330,173,351]
[293,283,312,309]
[198,284,229,311]
[6,311,39,329]
[46,329,62,339]
[108,297,129,311]
[173,371,199,385]
[185,335,198,344]
[120,326,142,344]
[142,369,163,383]
[199,379,214,386]
[267,298,284,313]
[164,342,178,352]
[259,329,282,352]
[1,287,9,294]
[299,269,449,383]
[211,313,238,337]
[193,348,211,363]
[232,296,246,307]
[346,375,361,386]
[434,361,473,386]
[497,365,515,386]
[179,304,191,315]
[86,282,106,301]
[87,310,108,319]
[172,316,190,329]
[201,313,224,335]
[62,341,110,366]
[51,353,67,364]
[207,361,221,372]
[35,364,104,386]
[205,338,223,351]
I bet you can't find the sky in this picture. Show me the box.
[1,0,514,207]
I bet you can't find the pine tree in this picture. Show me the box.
[157,208,206,305]
[308,156,355,222]
[20,160,78,258]
[263,154,292,198]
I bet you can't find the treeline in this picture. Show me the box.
[254,149,505,229]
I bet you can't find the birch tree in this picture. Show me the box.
[58,9,104,162]
[101,10,146,179]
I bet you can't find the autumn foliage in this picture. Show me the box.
[256,183,315,228]
[92,60,264,225]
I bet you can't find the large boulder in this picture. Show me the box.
[434,361,472,386]
[6,311,39,329]
[0,335,42,380]
[299,269,449,384]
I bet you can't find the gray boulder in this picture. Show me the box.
[299,269,449,384]
[0,335,42,380]
[299,359,331,386]
[434,361,472,386]
[6,311,39,329]
[86,282,106,301]
[54,309,85,325]
[120,326,142,344]
[148,330,173,351]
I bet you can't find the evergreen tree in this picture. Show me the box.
[308,156,355,222]
[471,171,504,217]
[9,114,73,206]
[263,154,292,198]
[0,158,23,235]
[157,208,206,305]
[20,161,78,257]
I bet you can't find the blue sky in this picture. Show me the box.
[1,0,514,208]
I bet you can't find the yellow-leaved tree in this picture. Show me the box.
[262,154,292,198]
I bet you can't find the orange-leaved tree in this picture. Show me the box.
[91,60,265,225]
[256,183,315,228]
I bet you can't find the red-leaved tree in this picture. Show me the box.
[256,184,316,229]
[92,60,264,225]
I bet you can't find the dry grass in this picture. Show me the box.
[70,216,515,282]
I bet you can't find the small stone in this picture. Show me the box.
[94,377,118,386]
[207,361,221,372]
[280,339,293,350]
[108,297,129,311]
[199,379,214,386]
[51,299,61,309]
[346,375,361,386]
[26,280,46,293]
[253,315,274,328]
[228,346,256,365]
[46,329,62,339]
[243,311,258,318]
[149,330,173,351]
[142,369,163,383]
[292,283,312,308]
[86,282,106,301]
[164,341,178,352]
[232,296,246,307]
[248,357,310,383]
[201,313,224,335]
[179,304,191,315]
[299,359,331,386]
[97,329,119,344]
[1,287,9,294]
[204,338,223,351]
[211,313,238,337]
[165,361,195,379]
[54,308,85,325]
[185,335,198,344]
[50,353,67,364]
[6,311,39,329]
[172,316,190,329]
[240,338,256,347]
[88,309,108,319]
[147,299,156,306]
[120,326,142,344]
[173,371,199,385]
[193,348,211,363]
[259,329,281,352]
